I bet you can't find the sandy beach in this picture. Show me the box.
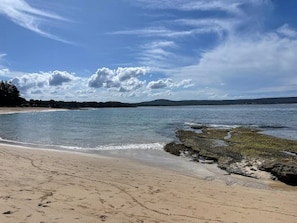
[0,144,297,223]
[0,107,66,115]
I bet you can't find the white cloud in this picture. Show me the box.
[199,33,297,78]
[88,67,116,88]
[7,70,81,100]
[111,20,232,42]
[147,41,176,49]
[117,67,148,81]
[277,24,297,38]
[147,79,173,89]
[119,78,146,92]
[134,0,244,15]
[110,27,197,38]
[112,0,272,72]
[0,52,6,59]
[88,67,148,91]
[0,68,9,78]
[0,0,71,43]
[147,90,173,98]
[139,41,178,68]
[167,26,297,97]
[147,78,193,90]
[174,18,237,38]
[110,0,295,99]
[11,70,78,90]
[49,71,77,86]
[11,73,48,91]
[177,79,194,88]
[0,53,7,69]
[1,66,192,101]
[86,67,195,100]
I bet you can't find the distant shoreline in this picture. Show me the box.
[134,97,297,107]
[2,96,297,110]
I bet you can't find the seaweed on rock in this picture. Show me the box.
[164,127,297,186]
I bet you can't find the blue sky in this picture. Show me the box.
[0,0,297,102]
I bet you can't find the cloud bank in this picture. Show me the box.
[168,26,297,98]
[0,67,192,101]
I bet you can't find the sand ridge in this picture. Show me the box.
[0,144,297,223]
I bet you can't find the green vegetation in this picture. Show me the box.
[180,127,297,158]
[27,99,134,109]
[227,128,297,158]
[0,81,25,106]
[165,127,297,185]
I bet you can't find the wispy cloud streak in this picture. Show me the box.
[135,0,241,13]
[111,0,273,69]
[0,0,71,43]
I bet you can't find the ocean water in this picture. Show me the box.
[0,104,297,152]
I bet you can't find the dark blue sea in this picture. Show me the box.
[0,104,297,152]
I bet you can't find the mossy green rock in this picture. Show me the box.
[164,127,297,185]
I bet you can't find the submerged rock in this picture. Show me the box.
[164,142,188,156]
[164,127,297,186]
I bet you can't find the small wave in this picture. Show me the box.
[184,122,288,130]
[0,137,166,152]
[59,145,85,150]
[184,122,240,129]
[0,137,61,150]
[184,122,202,126]
[208,124,240,129]
[93,142,165,151]
[59,142,166,151]
[0,137,28,145]
[257,125,286,129]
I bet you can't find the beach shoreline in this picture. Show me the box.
[0,107,68,115]
[1,106,297,222]
[1,143,297,223]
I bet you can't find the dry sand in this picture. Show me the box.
[0,107,66,115]
[0,144,297,223]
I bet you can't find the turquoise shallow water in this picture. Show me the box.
[0,104,297,152]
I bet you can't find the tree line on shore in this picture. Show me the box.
[0,81,26,106]
[1,80,297,108]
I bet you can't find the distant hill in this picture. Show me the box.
[6,97,297,109]
[133,97,297,107]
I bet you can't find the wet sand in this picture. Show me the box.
[1,144,297,223]
[99,148,276,189]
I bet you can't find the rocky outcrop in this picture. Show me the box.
[164,142,189,156]
[260,161,297,186]
[164,127,297,186]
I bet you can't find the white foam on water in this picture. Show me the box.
[94,142,165,151]
[60,142,165,151]
[184,122,240,129]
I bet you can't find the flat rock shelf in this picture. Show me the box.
[164,126,297,186]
